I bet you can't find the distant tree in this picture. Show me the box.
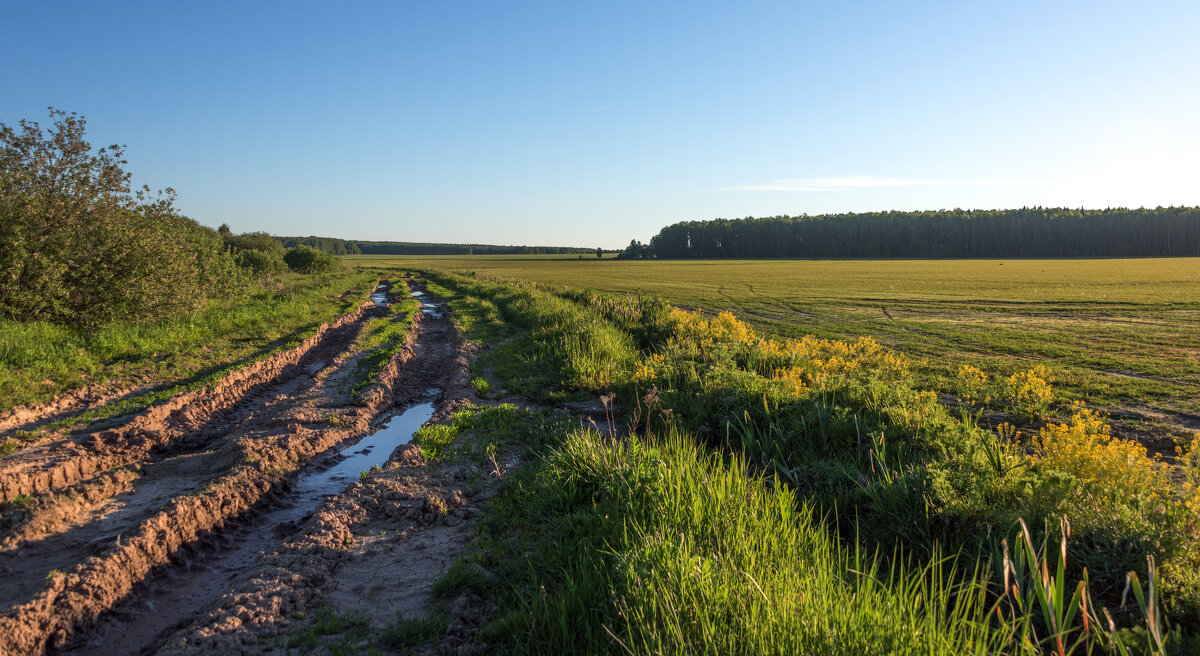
[0,108,242,328]
[596,246,603,259]
[283,244,339,274]
[218,223,231,236]
[617,239,647,259]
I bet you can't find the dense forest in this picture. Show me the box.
[624,208,1200,259]
[275,236,594,256]
[352,240,595,255]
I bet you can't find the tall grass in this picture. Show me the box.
[423,272,1197,651]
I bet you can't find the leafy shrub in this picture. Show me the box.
[283,244,339,274]
[224,231,285,257]
[234,248,287,276]
[0,109,244,329]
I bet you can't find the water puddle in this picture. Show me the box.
[410,291,424,298]
[65,402,437,654]
[286,402,434,506]
[370,291,388,306]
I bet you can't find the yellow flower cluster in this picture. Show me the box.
[771,366,810,397]
[1035,405,1171,503]
[956,364,990,405]
[1005,365,1054,419]
[668,308,757,351]
[632,353,666,383]
[666,307,909,393]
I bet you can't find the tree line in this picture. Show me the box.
[352,240,595,255]
[273,236,595,256]
[623,208,1200,259]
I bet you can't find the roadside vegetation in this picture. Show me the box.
[350,255,1200,444]
[415,269,1198,654]
[0,109,370,430]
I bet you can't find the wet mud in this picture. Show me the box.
[0,278,466,656]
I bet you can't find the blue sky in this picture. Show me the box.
[3,1,1198,248]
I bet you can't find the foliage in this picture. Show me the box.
[431,406,1175,654]
[234,249,285,277]
[284,244,339,274]
[359,255,1200,442]
[0,108,243,329]
[647,208,1200,259]
[428,271,1200,644]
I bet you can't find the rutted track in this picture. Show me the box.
[0,302,383,504]
[0,278,456,656]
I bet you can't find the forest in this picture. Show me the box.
[627,207,1200,259]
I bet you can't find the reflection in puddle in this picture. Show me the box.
[66,402,437,654]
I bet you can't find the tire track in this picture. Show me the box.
[0,279,428,656]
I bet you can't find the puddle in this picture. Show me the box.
[64,402,437,654]
[420,301,445,318]
[410,291,424,297]
[370,283,389,306]
[286,402,434,505]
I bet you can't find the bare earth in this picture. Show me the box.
[0,279,491,656]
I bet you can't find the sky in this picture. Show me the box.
[3,1,1199,248]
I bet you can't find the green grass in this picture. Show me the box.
[348,256,1200,439]
[349,292,420,403]
[283,605,377,655]
[0,268,376,423]
[428,404,1182,654]
[417,272,1195,653]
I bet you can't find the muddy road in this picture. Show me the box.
[0,278,473,656]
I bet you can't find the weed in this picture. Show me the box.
[470,375,492,396]
[380,612,447,650]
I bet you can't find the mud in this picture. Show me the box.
[0,384,142,441]
[0,278,468,656]
[144,286,495,655]
[0,301,384,504]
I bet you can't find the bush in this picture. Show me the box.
[283,245,339,274]
[235,248,288,277]
[224,231,286,258]
[0,108,244,329]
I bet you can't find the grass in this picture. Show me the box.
[0,268,376,426]
[346,256,1200,440]
[414,270,1197,653]
[349,290,420,403]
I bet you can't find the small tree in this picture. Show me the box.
[596,246,603,259]
[284,245,338,274]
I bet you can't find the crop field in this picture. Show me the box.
[346,255,1200,442]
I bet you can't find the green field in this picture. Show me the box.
[348,255,1200,441]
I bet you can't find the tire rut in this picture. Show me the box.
[0,279,435,656]
[0,303,384,505]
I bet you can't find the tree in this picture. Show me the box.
[0,108,242,328]
[596,246,603,259]
[284,245,339,274]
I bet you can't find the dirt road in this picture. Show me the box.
[0,278,476,656]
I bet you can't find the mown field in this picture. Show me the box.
[346,255,1200,441]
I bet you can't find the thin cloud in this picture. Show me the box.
[722,175,1024,192]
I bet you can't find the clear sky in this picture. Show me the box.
[3,1,1198,248]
